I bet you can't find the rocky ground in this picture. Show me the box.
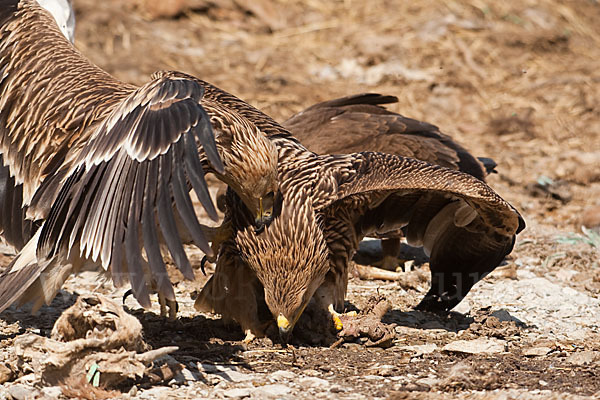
[1,0,600,398]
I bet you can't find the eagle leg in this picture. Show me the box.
[202,221,233,263]
[158,293,178,320]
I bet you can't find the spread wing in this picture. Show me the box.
[324,152,525,312]
[283,93,488,180]
[0,0,233,312]
[0,71,224,311]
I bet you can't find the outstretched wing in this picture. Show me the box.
[283,93,488,180]
[0,71,224,311]
[324,152,525,312]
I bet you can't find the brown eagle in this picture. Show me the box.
[0,0,282,314]
[197,99,525,342]
[282,93,497,270]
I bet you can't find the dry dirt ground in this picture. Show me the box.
[2,0,600,398]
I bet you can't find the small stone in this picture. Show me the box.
[363,375,385,381]
[128,386,138,397]
[329,385,346,393]
[269,370,296,381]
[41,387,62,398]
[416,377,440,387]
[368,364,395,376]
[8,385,38,400]
[223,388,252,398]
[197,363,255,382]
[566,351,600,366]
[523,346,552,357]
[302,369,320,377]
[299,376,329,389]
[398,343,437,357]
[251,384,291,398]
[442,338,506,354]
[0,364,13,385]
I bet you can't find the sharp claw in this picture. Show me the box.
[122,289,133,305]
[200,255,208,276]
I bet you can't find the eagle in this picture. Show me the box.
[213,93,499,270]
[282,93,498,270]
[196,98,525,342]
[0,0,282,315]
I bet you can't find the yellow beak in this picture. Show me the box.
[277,314,291,331]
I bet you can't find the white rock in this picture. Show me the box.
[269,370,296,381]
[397,343,438,356]
[251,384,292,398]
[223,387,252,398]
[523,347,552,356]
[8,385,38,400]
[566,351,600,366]
[41,387,63,398]
[196,363,255,382]
[443,338,506,354]
[299,376,329,388]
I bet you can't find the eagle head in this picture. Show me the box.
[236,194,329,343]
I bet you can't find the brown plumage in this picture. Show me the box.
[282,93,499,270]
[0,0,281,313]
[198,103,525,340]
[282,93,494,180]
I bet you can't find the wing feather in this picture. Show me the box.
[283,93,487,180]
[156,155,194,281]
[29,73,225,308]
[326,152,524,312]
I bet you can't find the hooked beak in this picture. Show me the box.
[277,314,293,344]
[254,197,273,233]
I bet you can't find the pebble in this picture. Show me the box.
[443,338,506,354]
[298,376,329,389]
[397,343,437,357]
[566,350,600,366]
[223,387,252,398]
[8,385,38,400]
[41,387,63,398]
[251,384,292,398]
[137,386,171,399]
[196,363,255,383]
[416,377,440,387]
[582,205,600,229]
[269,370,296,381]
[0,364,12,385]
[523,346,552,357]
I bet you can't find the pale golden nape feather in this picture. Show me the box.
[0,0,283,314]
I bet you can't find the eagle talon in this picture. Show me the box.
[122,289,133,305]
[329,305,357,331]
[200,256,209,276]
[158,294,178,320]
[243,329,256,343]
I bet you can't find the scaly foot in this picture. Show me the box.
[328,304,358,331]
[158,293,178,320]
[202,221,233,264]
